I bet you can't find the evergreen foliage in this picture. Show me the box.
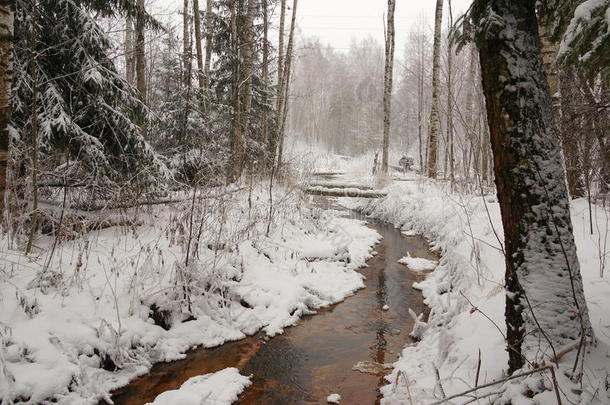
[12,0,167,193]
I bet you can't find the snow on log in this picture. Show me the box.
[304,186,387,198]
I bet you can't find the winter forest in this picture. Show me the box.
[0,0,609,403]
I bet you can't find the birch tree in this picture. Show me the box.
[276,0,298,170]
[426,0,443,178]
[0,0,12,220]
[272,0,286,166]
[381,0,395,174]
[471,0,593,372]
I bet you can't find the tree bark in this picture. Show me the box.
[272,0,286,166]
[228,0,243,182]
[276,0,298,170]
[465,43,477,181]
[193,0,205,89]
[559,67,585,198]
[262,0,270,164]
[0,0,13,221]
[473,0,593,373]
[539,18,585,198]
[182,0,194,142]
[446,0,454,182]
[426,0,443,178]
[203,0,213,89]
[135,0,147,103]
[381,0,396,174]
[241,0,256,117]
[125,16,135,85]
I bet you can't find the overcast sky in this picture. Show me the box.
[297,0,472,52]
[159,0,472,53]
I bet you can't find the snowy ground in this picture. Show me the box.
[342,178,610,404]
[0,183,380,404]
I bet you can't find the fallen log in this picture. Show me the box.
[307,181,374,190]
[304,186,387,198]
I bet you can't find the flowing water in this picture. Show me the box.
[108,195,437,404]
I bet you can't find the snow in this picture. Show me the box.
[0,184,380,404]
[305,186,387,197]
[344,178,610,405]
[398,255,438,272]
[145,368,251,405]
[326,393,342,403]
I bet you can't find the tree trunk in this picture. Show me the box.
[559,67,585,198]
[381,0,396,174]
[446,0,454,182]
[182,0,193,142]
[125,16,135,85]
[0,0,13,221]
[276,0,298,170]
[262,0,270,165]
[539,19,585,198]
[473,0,593,373]
[193,0,205,89]
[203,0,213,89]
[465,43,477,181]
[241,0,256,117]
[228,0,243,182]
[135,0,147,103]
[426,0,443,178]
[272,0,286,166]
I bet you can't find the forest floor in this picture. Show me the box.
[1,151,609,405]
[0,181,380,404]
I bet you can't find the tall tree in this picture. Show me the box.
[135,0,147,102]
[228,0,243,182]
[261,0,270,164]
[272,0,286,166]
[241,0,256,121]
[0,0,13,220]
[426,0,443,178]
[381,0,395,174]
[125,16,135,84]
[471,0,593,372]
[539,2,585,198]
[193,0,204,89]
[276,0,297,169]
[202,0,213,89]
[445,0,454,182]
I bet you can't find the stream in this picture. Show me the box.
[108,193,437,404]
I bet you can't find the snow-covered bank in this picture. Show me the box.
[0,185,380,404]
[345,180,610,404]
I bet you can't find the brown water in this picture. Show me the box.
[108,206,437,405]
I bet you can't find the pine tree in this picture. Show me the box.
[11,0,166,200]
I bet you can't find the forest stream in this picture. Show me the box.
[106,181,438,405]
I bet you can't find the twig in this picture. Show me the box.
[429,365,555,405]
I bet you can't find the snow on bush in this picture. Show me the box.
[0,184,379,404]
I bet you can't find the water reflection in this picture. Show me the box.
[107,198,438,405]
